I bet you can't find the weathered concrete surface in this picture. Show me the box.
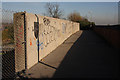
[14,12,79,72]
[25,13,79,69]
[14,12,25,72]
[25,30,119,78]
[25,31,83,78]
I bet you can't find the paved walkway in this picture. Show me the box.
[26,30,119,78]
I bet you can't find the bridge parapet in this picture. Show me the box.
[14,12,80,72]
[93,26,120,49]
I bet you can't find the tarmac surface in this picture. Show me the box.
[26,30,119,79]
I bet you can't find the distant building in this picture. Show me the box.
[118,1,120,24]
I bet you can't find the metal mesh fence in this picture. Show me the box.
[1,8,80,79]
[2,9,16,79]
[14,12,27,78]
[2,9,34,79]
[2,9,16,45]
[1,9,21,79]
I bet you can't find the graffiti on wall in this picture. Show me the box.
[31,17,76,53]
[30,38,32,46]
[40,17,60,47]
[36,39,44,50]
[43,18,50,26]
[16,24,24,48]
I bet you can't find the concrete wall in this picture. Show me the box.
[93,27,120,49]
[14,12,79,72]
[14,12,26,72]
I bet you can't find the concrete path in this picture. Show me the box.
[26,30,119,78]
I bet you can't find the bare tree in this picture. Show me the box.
[44,3,63,19]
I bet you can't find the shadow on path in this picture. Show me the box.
[52,30,119,78]
[39,61,57,70]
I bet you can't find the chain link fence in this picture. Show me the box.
[2,9,16,79]
[1,9,27,79]
[2,9,42,79]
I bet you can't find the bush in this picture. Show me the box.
[67,12,95,30]
[2,23,14,45]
